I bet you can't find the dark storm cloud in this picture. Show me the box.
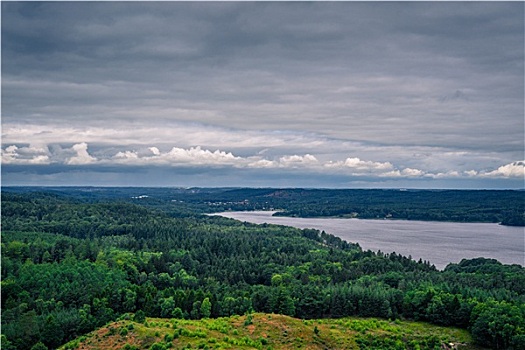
[1,1,523,187]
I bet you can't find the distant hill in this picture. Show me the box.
[59,313,482,350]
[3,186,523,224]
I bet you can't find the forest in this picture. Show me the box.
[4,186,524,225]
[1,188,524,350]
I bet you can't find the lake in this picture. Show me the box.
[213,211,524,270]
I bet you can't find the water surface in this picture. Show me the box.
[214,211,524,270]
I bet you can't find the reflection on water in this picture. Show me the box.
[214,211,525,270]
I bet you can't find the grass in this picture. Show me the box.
[59,313,484,350]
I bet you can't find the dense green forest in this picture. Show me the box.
[4,186,524,225]
[1,189,525,350]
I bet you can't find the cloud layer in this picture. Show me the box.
[2,142,523,183]
[1,2,523,187]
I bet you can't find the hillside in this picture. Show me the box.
[3,187,523,225]
[2,190,524,350]
[59,313,482,350]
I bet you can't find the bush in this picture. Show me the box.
[133,310,146,323]
[244,313,253,326]
[150,343,167,350]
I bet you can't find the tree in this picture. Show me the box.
[40,314,64,349]
[0,335,16,350]
[133,310,146,323]
[17,310,40,349]
[122,288,137,312]
[200,298,212,319]
[160,297,176,318]
[191,300,201,319]
[173,307,184,319]
[30,342,48,350]
[471,301,525,349]
[270,287,295,316]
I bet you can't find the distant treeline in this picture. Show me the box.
[1,191,524,350]
[4,186,523,225]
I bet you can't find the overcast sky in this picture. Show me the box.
[2,1,524,188]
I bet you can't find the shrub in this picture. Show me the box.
[244,313,253,326]
[150,343,166,350]
[133,310,146,323]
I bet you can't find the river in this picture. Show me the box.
[213,211,524,270]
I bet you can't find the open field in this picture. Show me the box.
[60,313,483,350]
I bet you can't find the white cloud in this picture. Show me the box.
[247,158,278,168]
[426,171,462,179]
[245,154,320,169]
[278,154,318,168]
[149,147,160,156]
[380,170,402,178]
[110,147,321,169]
[1,145,19,163]
[401,168,425,177]
[3,139,523,187]
[113,150,140,164]
[482,161,525,178]
[1,145,50,165]
[110,146,242,167]
[164,146,240,165]
[66,142,97,165]
[2,123,521,183]
[326,157,393,172]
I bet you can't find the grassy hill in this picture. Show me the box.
[59,313,484,350]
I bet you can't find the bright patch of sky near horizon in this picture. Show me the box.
[1,2,524,188]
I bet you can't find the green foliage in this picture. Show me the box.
[61,314,477,350]
[1,189,524,350]
[244,313,253,326]
[200,298,212,319]
[150,343,167,350]
[133,310,146,324]
[471,300,525,349]
[30,342,48,350]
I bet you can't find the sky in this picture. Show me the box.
[1,1,524,188]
